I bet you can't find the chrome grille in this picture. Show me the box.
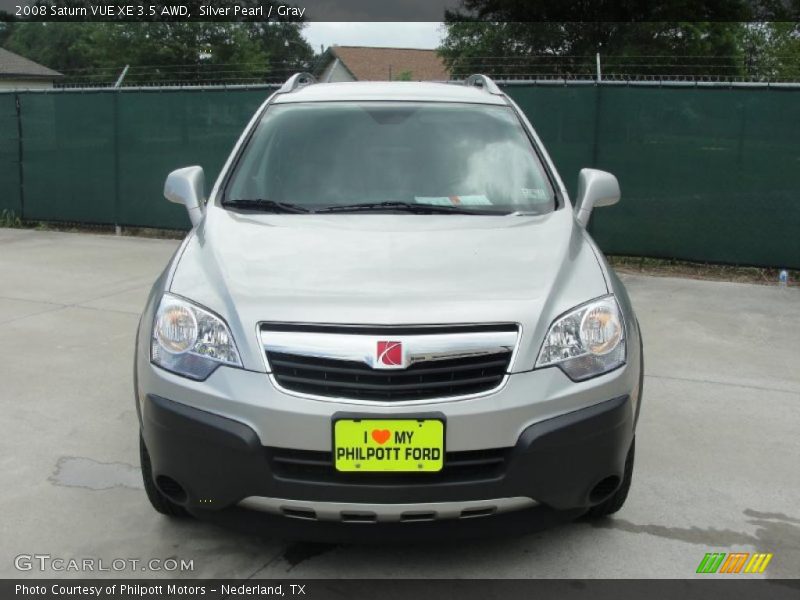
[267,350,511,401]
[261,324,518,402]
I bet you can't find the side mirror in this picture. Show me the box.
[164,166,205,227]
[574,168,620,228]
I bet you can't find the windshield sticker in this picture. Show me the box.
[415,195,492,206]
[521,188,550,202]
[521,188,549,201]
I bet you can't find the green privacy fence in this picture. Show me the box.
[1,83,798,267]
[506,83,800,269]
[0,93,21,216]
[3,87,270,230]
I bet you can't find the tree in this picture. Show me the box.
[739,22,800,79]
[85,23,269,84]
[0,20,12,47]
[768,22,800,78]
[437,0,763,80]
[439,21,749,80]
[2,21,314,85]
[248,22,317,77]
[2,23,105,79]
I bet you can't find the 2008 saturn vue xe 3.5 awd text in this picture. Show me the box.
[134,73,643,534]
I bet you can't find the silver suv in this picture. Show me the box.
[135,74,643,533]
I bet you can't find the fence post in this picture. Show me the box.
[588,81,604,238]
[596,52,602,82]
[591,80,603,168]
[114,65,129,88]
[113,91,121,234]
[14,93,25,219]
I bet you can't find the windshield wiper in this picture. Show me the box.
[314,201,493,215]
[222,199,311,213]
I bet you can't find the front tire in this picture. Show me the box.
[139,434,188,518]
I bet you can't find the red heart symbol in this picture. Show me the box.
[371,429,391,445]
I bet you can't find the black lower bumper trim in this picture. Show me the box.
[140,393,635,514]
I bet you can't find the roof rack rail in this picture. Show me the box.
[278,72,317,94]
[465,74,502,95]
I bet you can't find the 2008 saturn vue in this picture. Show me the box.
[134,73,643,532]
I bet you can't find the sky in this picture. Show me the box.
[303,23,445,53]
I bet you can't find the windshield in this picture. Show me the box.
[224,102,556,215]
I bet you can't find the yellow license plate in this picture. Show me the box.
[334,419,444,472]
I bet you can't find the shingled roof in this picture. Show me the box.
[327,46,449,81]
[0,48,63,80]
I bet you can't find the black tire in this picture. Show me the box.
[139,434,189,518]
[586,437,635,518]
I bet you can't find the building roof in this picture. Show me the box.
[274,81,506,105]
[325,46,449,82]
[0,47,63,80]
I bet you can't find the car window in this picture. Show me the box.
[225,102,555,214]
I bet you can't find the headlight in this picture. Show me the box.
[151,294,242,380]
[535,295,625,381]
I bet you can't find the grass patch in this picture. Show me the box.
[0,218,186,240]
[609,255,798,287]
[0,210,22,228]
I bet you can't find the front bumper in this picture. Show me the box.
[140,389,635,516]
[138,341,641,454]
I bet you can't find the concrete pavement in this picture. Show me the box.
[1,228,798,579]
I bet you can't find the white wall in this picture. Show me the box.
[0,79,55,90]
[319,59,355,83]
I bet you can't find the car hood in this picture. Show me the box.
[170,207,608,373]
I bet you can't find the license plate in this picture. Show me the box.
[333,419,444,472]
